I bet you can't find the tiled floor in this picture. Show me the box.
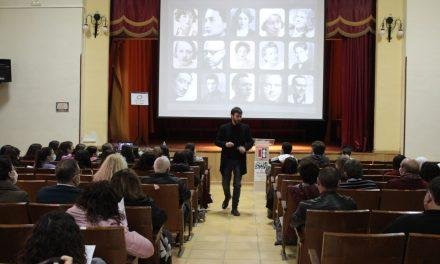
[172,184,297,264]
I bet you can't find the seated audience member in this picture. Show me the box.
[170,151,191,172]
[99,143,115,163]
[22,143,43,161]
[72,144,86,157]
[74,150,92,169]
[384,154,406,176]
[37,159,82,204]
[160,143,170,158]
[0,156,28,202]
[93,153,127,182]
[341,145,353,158]
[291,167,357,228]
[133,147,140,160]
[17,211,87,264]
[420,162,440,183]
[339,159,378,189]
[133,151,157,174]
[48,140,60,153]
[35,147,57,169]
[67,181,154,258]
[386,158,428,190]
[335,155,350,181]
[86,146,98,162]
[281,157,299,174]
[270,142,295,163]
[140,156,191,206]
[111,169,167,232]
[384,177,440,234]
[184,143,204,162]
[305,141,330,168]
[121,145,136,164]
[56,141,73,161]
[295,158,320,189]
[0,145,21,167]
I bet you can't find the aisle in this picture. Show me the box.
[173,184,297,264]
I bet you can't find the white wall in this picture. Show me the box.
[405,0,440,160]
[0,0,83,152]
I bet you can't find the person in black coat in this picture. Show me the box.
[37,159,82,204]
[214,107,254,216]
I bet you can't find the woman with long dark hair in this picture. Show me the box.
[74,150,92,169]
[56,141,73,161]
[35,147,56,169]
[22,143,42,161]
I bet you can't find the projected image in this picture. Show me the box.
[201,73,227,102]
[259,74,283,103]
[230,41,255,69]
[203,41,226,70]
[259,41,284,70]
[203,8,227,37]
[289,42,314,71]
[288,75,314,104]
[289,9,315,38]
[260,9,285,37]
[230,73,255,103]
[173,41,197,69]
[174,73,198,101]
[230,8,256,37]
[174,9,198,36]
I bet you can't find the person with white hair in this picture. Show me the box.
[386,158,428,190]
[140,156,191,206]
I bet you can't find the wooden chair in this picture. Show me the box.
[16,180,55,202]
[34,168,55,175]
[337,189,380,210]
[363,175,385,181]
[297,210,370,264]
[273,174,301,217]
[135,169,155,177]
[379,189,426,211]
[404,233,440,264]
[16,167,34,174]
[375,181,387,189]
[277,179,301,218]
[79,181,92,189]
[125,206,160,264]
[81,168,94,175]
[369,210,423,233]
[35,174,57,181]
[17,174,37,180]
[0,224,34,263]
[141,184,185,256]
[27,203,71,223]
[174,171,197,228]
[80,174,93,182]
[0,203,29,224]
[80,226,127,264]
[311,232,406,264]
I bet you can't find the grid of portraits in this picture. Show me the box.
[171,7,316,105]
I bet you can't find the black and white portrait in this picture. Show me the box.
[230,8,256,37]
[203,8,227,37]
[173,41,197,69]
[201,73,227,102]
[289,42,314,71]
[230,41,255,69]
[230,73,255,103]
[289,9,315,38]
[260,9,285,37]
[259,74,283,103]
[174,72,197,101]
[173,9,198,36]
[259,41,284,70]
[288,75,314,104]
[203,41,226,70]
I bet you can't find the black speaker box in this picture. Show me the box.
[0,59,11,82]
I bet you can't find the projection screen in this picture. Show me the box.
[159,0,325,119]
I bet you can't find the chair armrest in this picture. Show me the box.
[308,249,320,264]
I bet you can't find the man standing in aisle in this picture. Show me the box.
[215,107,254,216]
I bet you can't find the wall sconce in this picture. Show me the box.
[83,12,108,38]
[379,15,404,42]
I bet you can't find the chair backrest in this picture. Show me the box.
[363,175,385,181]
[80,226,127,264]
[280,180,302,201]
[0,203,29,224]
[190,165,200,177]
[375,181,387,189]
[276,174,301,190]
[134,169,155,177]
[337,189,380,210]
[141,184,183,233]
[17,174,37,180]
[380,189,426,211]
[301,210,370,264]
[0,224,34,263]
[81,169,94,175]
[174,171,195,189]
[369,210,423,233]
[404,233,440,264]
[16,167,35,174]
[16,180,55,203]
[271,165,282,177]
[27,203,71,224]
[125,206,154,242]
[320,232,406,264]
[80,174,93,182]
[34,168,55,175]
